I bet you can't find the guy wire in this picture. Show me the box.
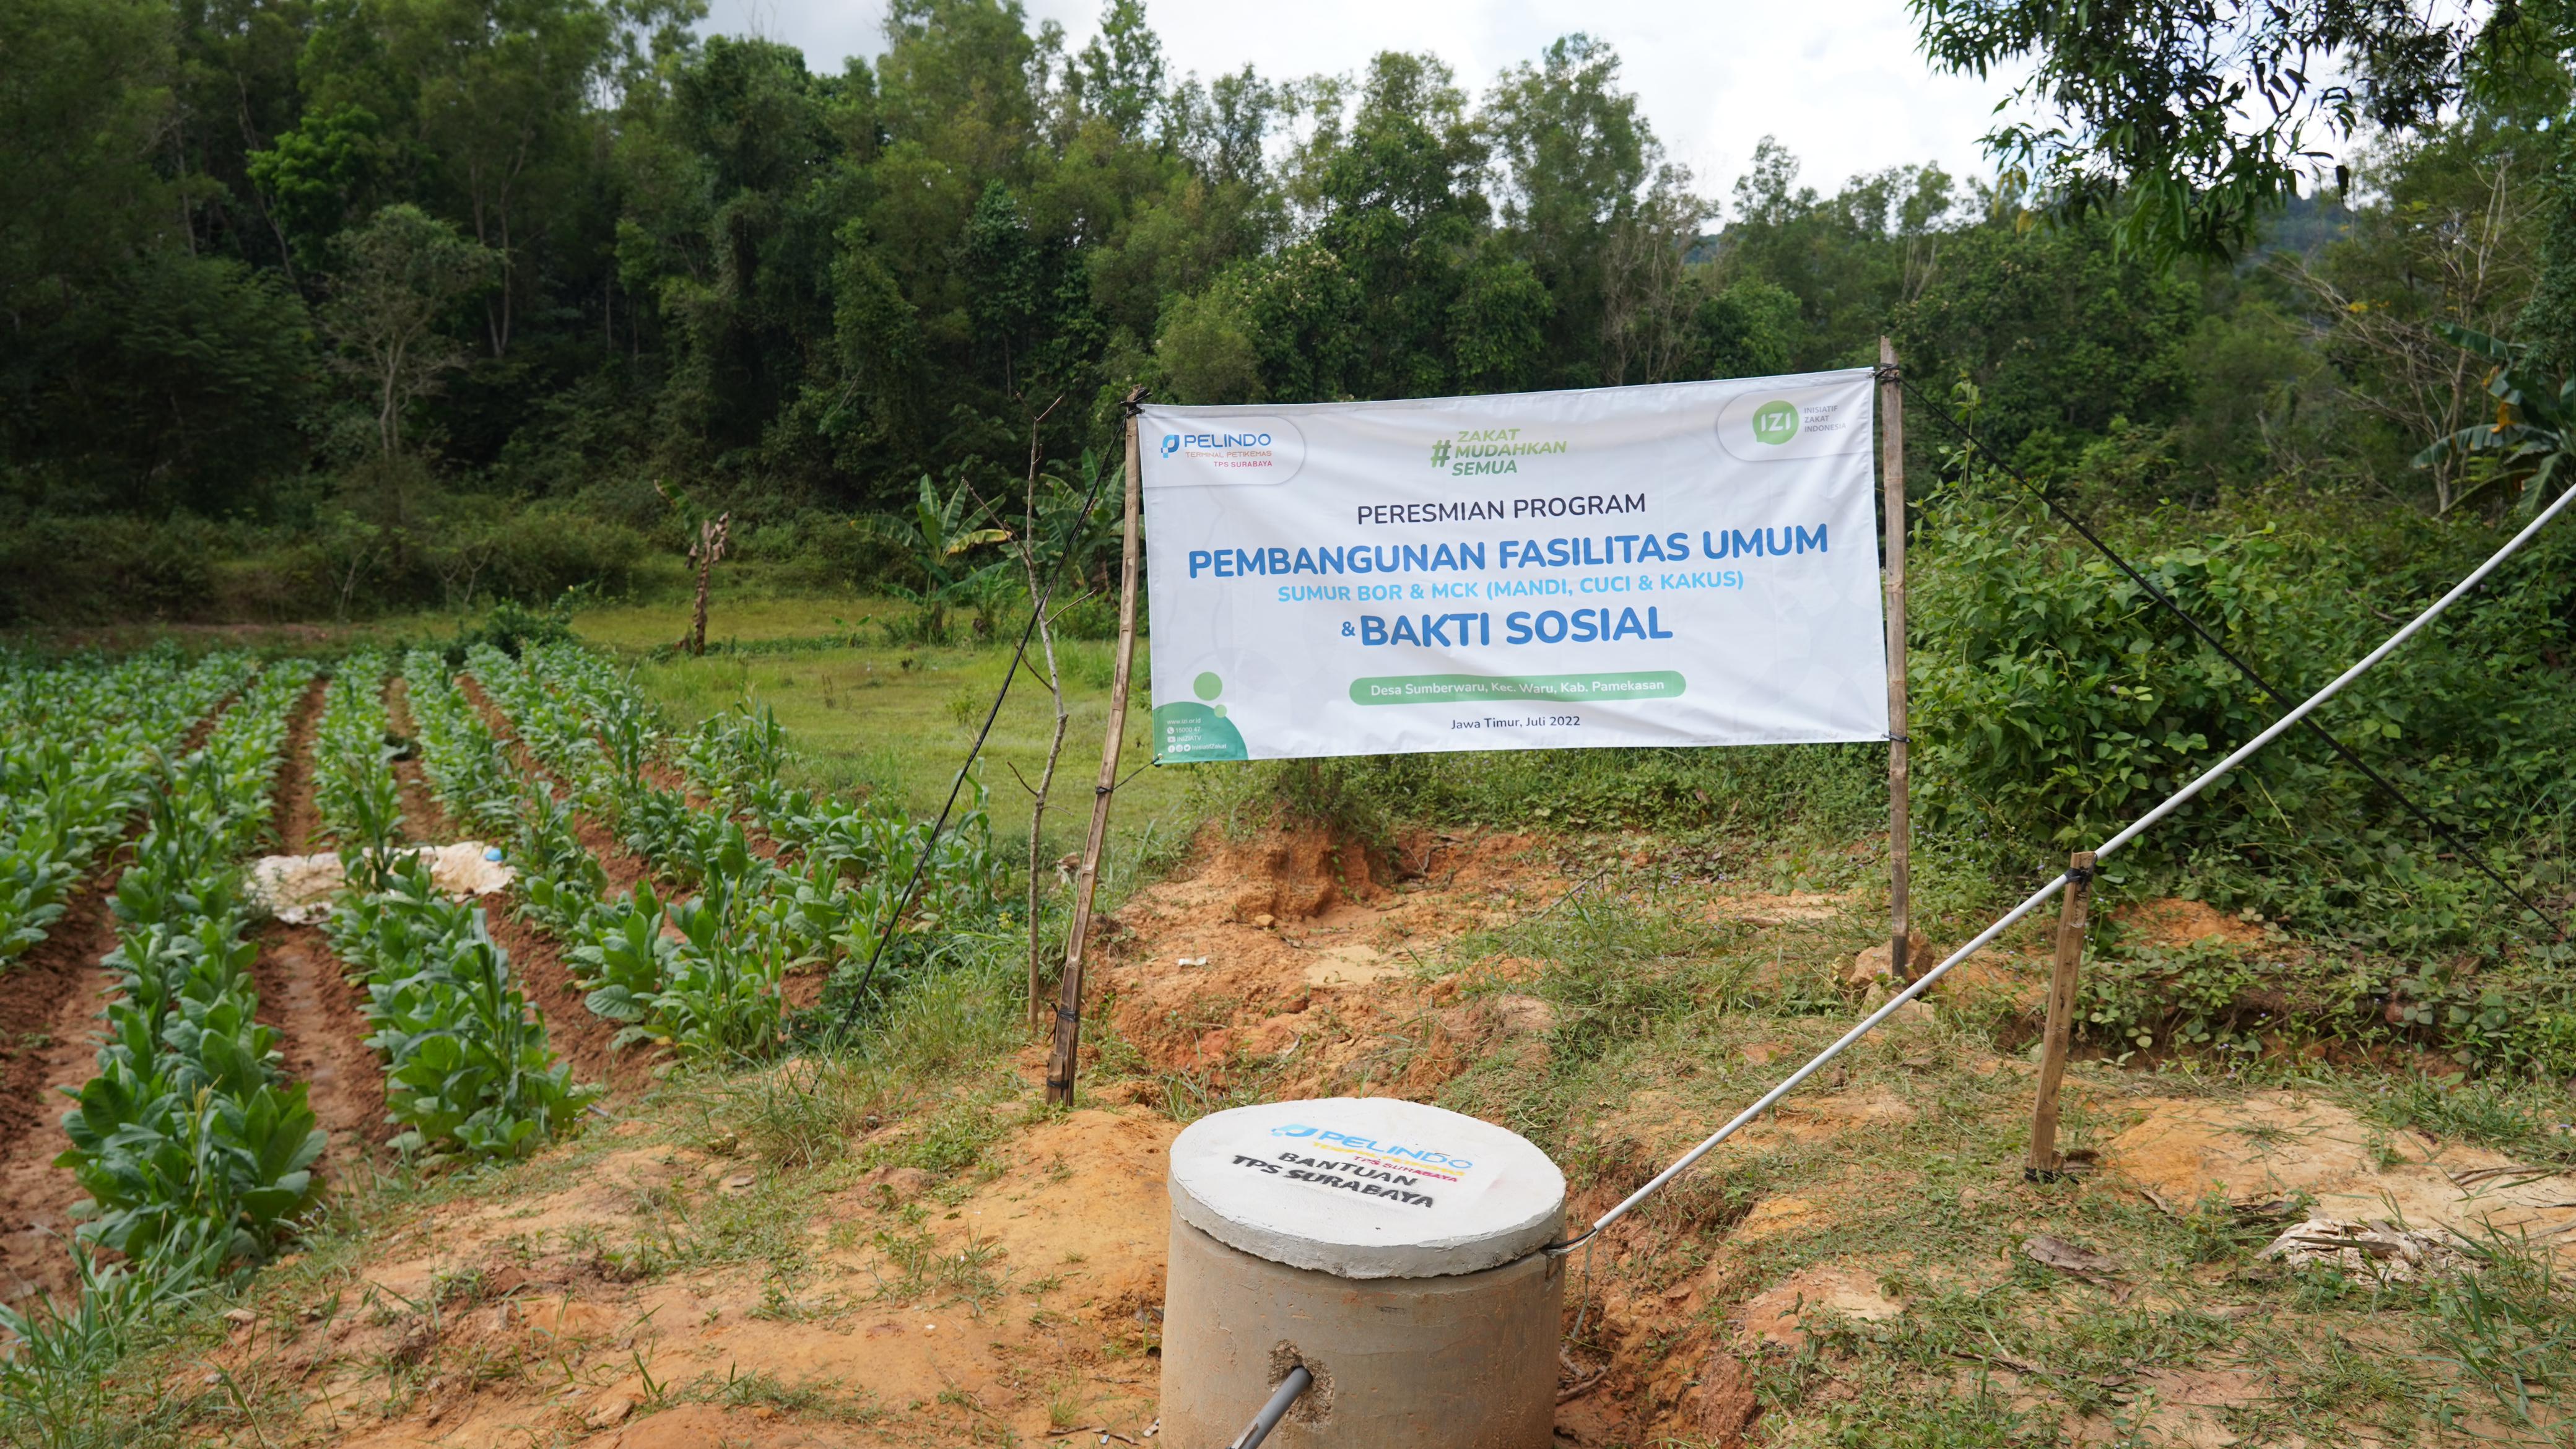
[840,406,1136,1019]
[1889,367,2565,939]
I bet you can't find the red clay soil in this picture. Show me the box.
[455,671,664,1094]
[0,690,244,1307]
[0,853,126,1306]
[250,676,393,1161]
[383,676,457,843]
[253,923,391,1157]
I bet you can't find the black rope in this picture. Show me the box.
[1894,373,2565,939]
[841,404,1140,1019]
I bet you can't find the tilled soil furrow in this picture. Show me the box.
[0,859,126,1307]
[248,677,393,1159]
[456,672,663,1094]
[252,921,390,1154]
[383,676,458,844]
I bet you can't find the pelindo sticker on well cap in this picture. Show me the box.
[1167,1097,1565,1279]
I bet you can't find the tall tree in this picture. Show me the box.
[321,202,495,457]
[1910,0,2490,259]
[1482,33,1702,385]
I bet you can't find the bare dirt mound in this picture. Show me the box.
[211,1106,1182,1448]
[2105,1089,2576,1243]
[2118,895,2268,948]
[1087,823,1559,1100]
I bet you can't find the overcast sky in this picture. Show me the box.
[700,0,2030,210]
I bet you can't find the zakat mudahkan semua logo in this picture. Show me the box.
[1429,425,1568,476]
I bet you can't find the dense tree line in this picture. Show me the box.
[0,0,2565,621]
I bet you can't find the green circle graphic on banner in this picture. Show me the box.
[1193,671,1223,701]
[1751,400,1800,445]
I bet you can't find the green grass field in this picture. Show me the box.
[571,585,1204,868]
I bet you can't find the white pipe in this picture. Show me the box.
[1583,481,2576,1238]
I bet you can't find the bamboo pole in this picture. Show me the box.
[1045,403,1145,1106]
[1879,337,1911,978]
[2027,850,2097,1175]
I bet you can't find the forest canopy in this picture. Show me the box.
[0,0,2567,622]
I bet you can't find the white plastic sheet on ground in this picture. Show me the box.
[2259,1218,2473,1281]
[1138,371,1890,762]
[247,842,514,925]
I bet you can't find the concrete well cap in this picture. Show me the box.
[1167,1097,1565,1279]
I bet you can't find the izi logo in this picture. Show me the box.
[1429,438,1452,467]
[1751,399,1801,445]
[1159,434,1181,458]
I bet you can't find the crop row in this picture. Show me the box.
[514,645,1004,1012]
[56,660,324,1280]
[315,654,594,1159]
[454,645,793,1060]
[0,653,251,967]
[513,640,1001,949]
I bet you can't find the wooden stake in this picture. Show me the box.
[1879,337,1912,978]
[2027,850,2097,1175]
[1046,401,1145,1106]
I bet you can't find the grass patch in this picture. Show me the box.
[2359,1073,2576,1167]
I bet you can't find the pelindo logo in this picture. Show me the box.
[1269,1124,1320,1138]
[1139,414,1307,487]
[1751,399,1800,445]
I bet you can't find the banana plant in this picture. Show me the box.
[2418,323,2574,519]
[868,475,1012,642]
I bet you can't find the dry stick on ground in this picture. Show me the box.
[1010,396,1070,1036]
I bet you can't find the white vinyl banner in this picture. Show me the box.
[1138,370,1889,762]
